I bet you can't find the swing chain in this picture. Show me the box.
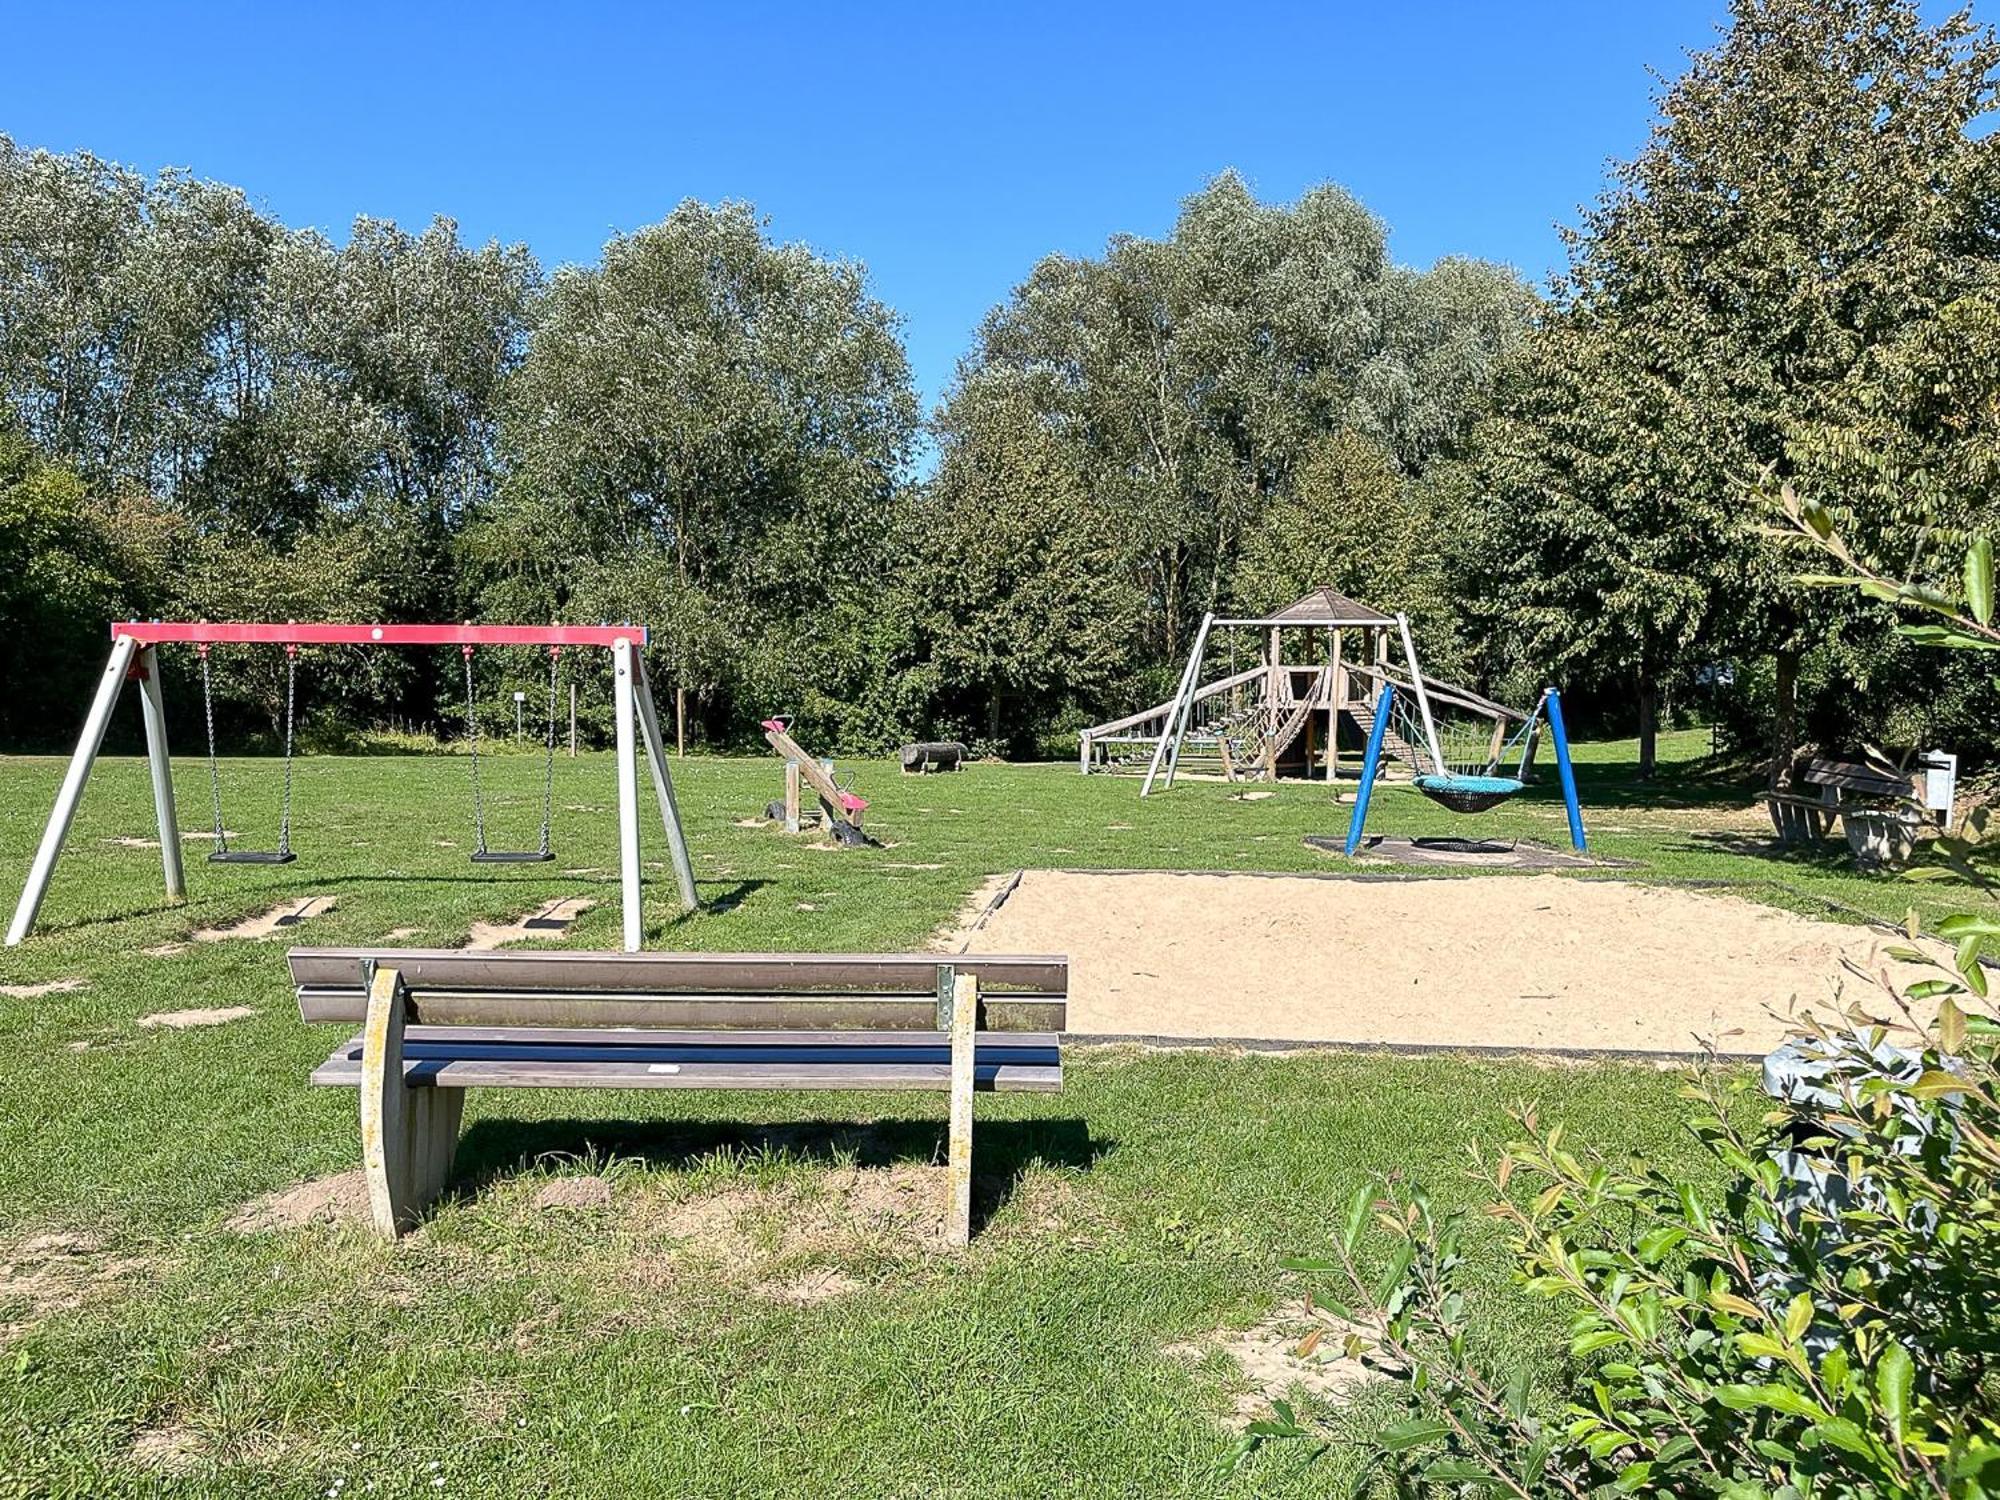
[540,648,559,857]
[199,644,227,853]
[463,644,487,856]
[277,645,297,858]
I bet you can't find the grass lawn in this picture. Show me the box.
[0,729,1977,1497]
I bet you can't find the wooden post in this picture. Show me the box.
[360,965,464,1238]
[784,759,803,833]
[946,970,977,1247]
[1327,629,1344,782]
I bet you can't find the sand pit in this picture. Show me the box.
[959,871,1933,1056]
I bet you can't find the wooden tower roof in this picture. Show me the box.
[1259,588,1395,626]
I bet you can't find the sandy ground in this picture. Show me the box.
[961,871,1932,1056]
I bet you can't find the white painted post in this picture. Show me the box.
[613,637,643,953]
[135,644,185,903]
[629,654,699,914]
[1140,612,1213,798]
[1396,613,1447,774]
[1159,612,1215,792]
[7,635,140,946]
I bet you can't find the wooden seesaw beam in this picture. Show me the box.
[761,720,868,838]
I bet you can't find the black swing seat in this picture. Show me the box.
[209,849,297,865]
[469,850,554,865]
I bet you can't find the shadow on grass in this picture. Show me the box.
[452,1114,1106,1232]
[1537,757,1761,812]
[23,873,769,943]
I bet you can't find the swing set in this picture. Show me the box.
[6,621,699,950]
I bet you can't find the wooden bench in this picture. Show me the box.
[1763,756,1931,848]
[288,948,1067,1245]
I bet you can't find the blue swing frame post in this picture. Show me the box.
[1342,683,1588,854]
[1341,682,1396,855]
[1543,689,1587,852]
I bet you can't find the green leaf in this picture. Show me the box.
[1877,1342,1913,1442]
[1967,535,1994,627]
[1716,1384,1827,1420]
[1376,1417,1451,1451]
[1911,1069,1973,1100]
[1783,1293,1813,1343]
[1572,1329,1628,1356]
[1342,1182,1372,1255]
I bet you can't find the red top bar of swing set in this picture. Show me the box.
[108,622,649,648]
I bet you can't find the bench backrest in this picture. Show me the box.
[1800,757,1919,800]
[287,949,1068,1033]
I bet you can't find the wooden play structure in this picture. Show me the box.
[1079,589,1529,797]
[760,717,872,845]
[7,621,699,951]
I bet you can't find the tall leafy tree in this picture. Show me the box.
[483,200,918,747]
[935,173,1532,746]
[1480,0,2000,775]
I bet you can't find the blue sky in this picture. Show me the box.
[6,2,1731,411]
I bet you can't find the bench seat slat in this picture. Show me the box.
[287,949,1069,995]
[294,987,1066,1033]
[314,1031,1060,1066]
[308,1052,1063,1093]
[364,1024,1063,1049]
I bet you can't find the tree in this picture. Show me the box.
[482,199,918,749]
[903,378,1144,749]
[936,173,1532,748]
[1484,0,2000,776]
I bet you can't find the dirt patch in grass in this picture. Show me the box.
[228,1171,370,1233]
[0,1231,146,1340]
[465,896,594,951]
[193,895,338,943]
[137,1006,258,1030]
[613,1164,952,1304]
[1166,1302,1382,1428]
[129,1424,207,1473]
[141,943,186,958]
[534,1177,613,1213]
[0,978,87,999]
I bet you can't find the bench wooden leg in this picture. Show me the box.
[360,965,464,1238]
[947,971,976,1247]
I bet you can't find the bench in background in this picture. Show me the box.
[1762,755,1939,848]
[288,948,1068,1246]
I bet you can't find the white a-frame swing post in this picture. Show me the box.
[630,651,699,916]
[1140,611,1215,797]
[611,635,702,953]
[7,633,185,947]
[1394,612,1448,775]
